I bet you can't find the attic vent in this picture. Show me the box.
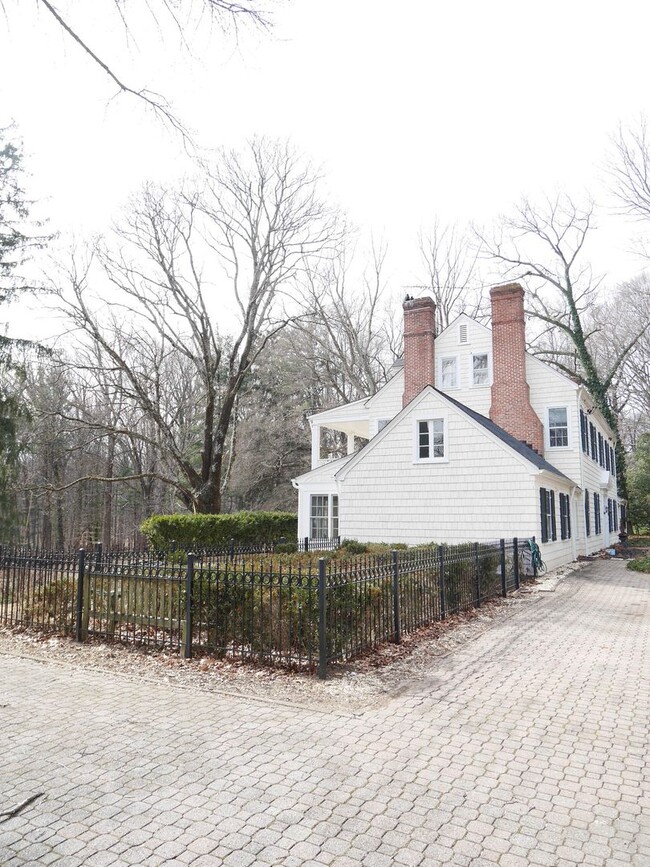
[459,323,468,344]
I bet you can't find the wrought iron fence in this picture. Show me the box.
[0,538,531,676]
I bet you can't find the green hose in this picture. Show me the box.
[527,538,546,574]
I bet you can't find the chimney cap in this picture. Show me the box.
[402,295,435,311]
[490,282,524,299]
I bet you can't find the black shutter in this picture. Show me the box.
[566,496,571,539]
[559,494,566,540]
[550,491,557,541]
[585,489,590,537]
[540,487,548,543]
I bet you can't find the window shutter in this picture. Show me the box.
[550,492,557,541]
[559,494,566,540]
[540,488,548,543]
[566,497,571,540]
[585,489,590,537]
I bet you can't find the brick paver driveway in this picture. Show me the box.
[1,560,649,866]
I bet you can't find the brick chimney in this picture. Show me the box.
[489,283,544,454]
[403,296,436,407]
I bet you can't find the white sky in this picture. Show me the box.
[2,0,650,340]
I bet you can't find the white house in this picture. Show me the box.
[292,283,624,571]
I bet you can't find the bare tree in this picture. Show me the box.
[417,220,482,331]
[296,236,397,405]
[49,139,337,514]
[608,117,650,222]
[8,1,274,138]
[478,195,646,498]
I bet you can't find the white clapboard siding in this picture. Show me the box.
[433,315,493,416]
[337,390,571,552]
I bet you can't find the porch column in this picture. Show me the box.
[311,423,321,468]
[347,433,355,455]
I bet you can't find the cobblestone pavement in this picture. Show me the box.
[1,560,648,867]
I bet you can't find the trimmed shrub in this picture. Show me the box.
[140,511,298,551]
[627,556,650,574]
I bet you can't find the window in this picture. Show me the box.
[310,495,328,539]
[559,493,572,540]
[580,409,589,454]
[539,488,557,543]
[590,423,598,460]
[310,494,339,540]
[613,501,619,533]
[605,442,610,472]
[548,407,569,448]
[440,357,458,389]
[472,353,489,386]
[607,499,613,533]
[598,433,605,467]
[585,490,590,537]
[610,446,616,478]
[459,323,468,344]
[416,419,445,461]
[594,492,601,535]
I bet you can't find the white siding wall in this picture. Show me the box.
[338,391,562,549]
[366,372,403,435]
[433,317,493,416]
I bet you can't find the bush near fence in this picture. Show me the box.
[0,539,531,677]
[140,511,298,551]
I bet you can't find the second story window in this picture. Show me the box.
[440,357,458,389]
[548,407,569,447]
[472,353,489,386]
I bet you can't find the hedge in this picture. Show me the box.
[140,511,298,550]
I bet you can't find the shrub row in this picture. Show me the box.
[140,511,298,551]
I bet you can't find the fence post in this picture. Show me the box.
[500,539,507,597]
[318,558,327,680]
[532,535,538,579]
[304,536,309,553]
[513,537,520,590]
[75,548,86,642]
[181,553,194,659]
[438,545,446,621]
[391,550,401,644]
[228,538,235,561]
[94,542,102,570]
[474,542,481,608]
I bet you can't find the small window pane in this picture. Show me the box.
[472,353,489,385]
[432,419,445,458]
[332,495,339,539]
[441,357,457,388]
[418,420,430,458]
